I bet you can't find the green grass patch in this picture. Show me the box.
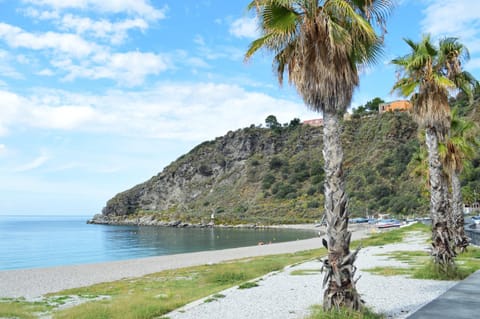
[352,223,429,248]
[204,293,226,303]
[366,246,480,281]
[307,305,384,319]
[203,298,216,303]
[412,261,471,280]
[379,250,429,265]
[0,299,50,319]
[290,268,322,276]
[32,248,324,318]
[238,281,259,289]
[365,266,412,277]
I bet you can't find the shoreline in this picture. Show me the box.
[0,224,370,299]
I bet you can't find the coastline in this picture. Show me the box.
[0,224,369,299]
[87,213,325,230]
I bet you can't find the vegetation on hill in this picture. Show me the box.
[97,111,434,225]
[97,85,480,228]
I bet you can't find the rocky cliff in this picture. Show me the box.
[90,112,426,226]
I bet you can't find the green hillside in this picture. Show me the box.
[91,111,450,226]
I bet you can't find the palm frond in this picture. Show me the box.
[245,34,274,60]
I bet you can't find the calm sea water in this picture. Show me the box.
[0,215,316,271]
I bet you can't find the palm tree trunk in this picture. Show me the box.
[451,171,469,252]
[425,127,456,268]
[321,110,361,311]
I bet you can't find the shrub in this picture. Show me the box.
[198,164,213,176]
[262,174,276,189]
[311,175,323,185]
[274,183,297,199]
[310,160,324,176]
[250,159,260,166]
[269,156,285,170]
[307,200,320,208]
[307,187,317,196]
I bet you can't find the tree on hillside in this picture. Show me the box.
[441,109,479,252]
[352,97,385,117]
[392,35,477,270]
[245,0,392,310]
[265,115,280,129]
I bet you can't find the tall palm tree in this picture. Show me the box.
[440,109,479,252]
[245,0,392,310]
[408,135,430,198]
[392,35,476,269]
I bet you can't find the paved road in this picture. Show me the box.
[408,270,480,319]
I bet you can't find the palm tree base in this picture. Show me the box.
[453,231,469,253]
[431,222,456,270]
[321,246,362,311]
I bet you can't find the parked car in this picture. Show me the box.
[472,216,480,225]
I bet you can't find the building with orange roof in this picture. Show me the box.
[378,100,412,113]
[302,118,323,127]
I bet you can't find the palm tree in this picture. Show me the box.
[407,135,430,198]
[440,109,479,252]
[392,35,476,269]
[245,0,392,310]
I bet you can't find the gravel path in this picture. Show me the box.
[166,231,456,319]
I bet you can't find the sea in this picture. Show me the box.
[0,215,317,271]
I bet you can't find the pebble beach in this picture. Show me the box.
[0,224,457,318]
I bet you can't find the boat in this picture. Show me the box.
[376,219,402,229]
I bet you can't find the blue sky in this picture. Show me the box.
[0,0,479,216]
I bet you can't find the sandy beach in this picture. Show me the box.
[0,224,369,299]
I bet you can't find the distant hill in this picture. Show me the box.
[90,112,431,226]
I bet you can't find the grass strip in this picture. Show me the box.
[307,305,384,319]
[364,244,480,280]
[0,248,323,319]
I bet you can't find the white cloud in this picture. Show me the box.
[24,0,167,21]
[23,7,60,20]
[58,51,170,86]
[0,90,23,136]
[0,50,23,79]
[14,152,50,172]
[421,0,480,70]
[16,54,30,64]
[0,144,6,156]
[37,68,55,76]
[27,105,98,130]
[196,41,244,61]
[229,16,259,39]
[0,90,100,134]
[59,14,148,44]
[0,22,169,85]
[0,22,99,58]
[0,83,313,141]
